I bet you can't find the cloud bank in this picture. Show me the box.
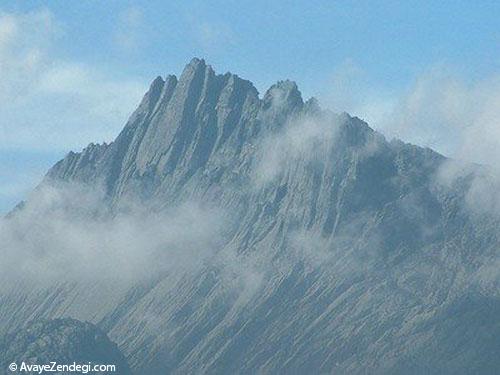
[355,66,500,167]
[0,182,226,286]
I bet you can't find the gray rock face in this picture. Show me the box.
[2,58,500,374]
[0,318,131,375]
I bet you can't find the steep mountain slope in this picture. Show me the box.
[0,318,131,375]
[1,58,500,374]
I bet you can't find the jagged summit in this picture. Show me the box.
[8,58,499,375]
[46,59,333,197]
[141,59,305,119]
[45,58,447,212]
[186,56,206,68]
[58,60,339,171]
[48,59,372,187]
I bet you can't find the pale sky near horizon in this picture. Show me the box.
[1,1,499,212]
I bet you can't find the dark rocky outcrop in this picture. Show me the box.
[0,318,131,375]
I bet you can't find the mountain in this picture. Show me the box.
[0,318,131,375]
[1,58,500,374]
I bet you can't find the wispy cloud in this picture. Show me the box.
[0,9,147,153]
[189,17,236,54]
[319,61,500,172]
[319,59,396,129]
[113,6,145,52]
[360,66,500,166]
[0,9,57,102]
[0,181,226,286]
[253,112,343,186]
[359,65,500,219]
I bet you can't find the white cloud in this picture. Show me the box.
[322,59,366,113]
[318,61,500,171]
[363,66,500,166]
[113,6,145,52]
[253,112,343,185]
[0,9,57,102]
[0,181,226,286]
[191,19,236,53]
[0,9,147,152]
[319,60,396,128]
[0,153,52,210]
[253,109,381,187]
[354,65,500,219]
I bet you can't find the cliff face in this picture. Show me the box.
[2,59,500,374]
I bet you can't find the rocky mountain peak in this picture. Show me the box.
[263,79,303,109]
[5,58,500,374]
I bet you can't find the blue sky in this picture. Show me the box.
[1,1,499,212]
